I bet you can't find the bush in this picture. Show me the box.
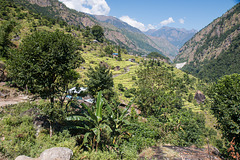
[118,83,124,91]
[124,90,132,98]
[0,102,76,159]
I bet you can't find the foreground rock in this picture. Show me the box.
[15,147,73,160]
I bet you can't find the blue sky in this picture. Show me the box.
[59,0,239,31]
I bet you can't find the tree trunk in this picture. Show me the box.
[50,121,53,137]
[49,97,54,137]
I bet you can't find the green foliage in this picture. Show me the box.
[147,51,169,61]
[122,116,162,153]
[0,20,16,58]
[136,61,183,116]
[66,91,112,151]
[208,73,240,154]
[104,46,113,56]
[85,64,114,100]
[124,89,132,98]
[105,98,134,151]
[91,25,104,43]
[0,102,76,159]
[118,83,124,91]
[182,19,240,82]
[187,93,193,102]
[8,30,83,105]
[167,109,206,147]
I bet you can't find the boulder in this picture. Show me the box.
[40,147,73,160]
[15,147,73,160]
[194,90,205,104]
[15,155,37,160]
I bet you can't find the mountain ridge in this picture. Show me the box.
[13,0,169,57]
[174,3,240,81]
[144,26,197,49]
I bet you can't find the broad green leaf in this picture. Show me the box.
[81,102,97,122]
[83,132,91,144]
[96,91,103,122]
[120,97,135,120]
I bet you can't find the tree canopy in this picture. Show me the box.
[85,64,114,100]
[208,73,240,154]
[91,25,104,43]
[8,30,84,104]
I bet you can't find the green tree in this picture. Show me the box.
[91,25,104,43]
[208,73,240,155]
[85,64,114,100]
[8,30,84,136]
[136,63,182,116]
[0,20,16,58]
[104,46,113,56]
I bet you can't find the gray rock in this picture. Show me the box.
[40,147,73,160]
[194,90,205,104]
[15,155,37,160]
[15,147,73,160]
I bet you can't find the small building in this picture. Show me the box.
[112,53,118,57]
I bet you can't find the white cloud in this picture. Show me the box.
[119,16,156,32]
[147,24,156,30]
[59,0,110,15]
[179,18,185,24]
[160,17,175,26]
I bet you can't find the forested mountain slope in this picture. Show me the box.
[174,3,240,81]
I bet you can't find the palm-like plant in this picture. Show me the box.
[105,98,134,148]
[66,91,112,151]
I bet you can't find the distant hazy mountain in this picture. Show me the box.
[145,27,197,48]
[146,35,178,61]
[174,3,240,81]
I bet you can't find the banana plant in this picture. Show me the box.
[66,91,112,151]
[105,98,135,147]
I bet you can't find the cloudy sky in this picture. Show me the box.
[59,0,238,31]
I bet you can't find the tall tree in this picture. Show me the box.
[85,63,114,100]
[136,61,182,116]
[208,73,240,155]
[91,25,104,43]
[8,30,84,136]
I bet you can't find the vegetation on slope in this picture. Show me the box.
[175,3,240,81]
[0,0,239,159]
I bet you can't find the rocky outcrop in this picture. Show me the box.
[194,90,205,104]
[15,147,73,160]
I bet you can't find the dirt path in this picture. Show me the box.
[0,82,30,107]
[0,95,29,106]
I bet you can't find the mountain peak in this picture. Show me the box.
[144,27,197,49]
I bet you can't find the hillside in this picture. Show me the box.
[174,3,240,81]
[12,0,169,57]
[145,26,197,48]
[0,1,233,159]
[146,35,178,61]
